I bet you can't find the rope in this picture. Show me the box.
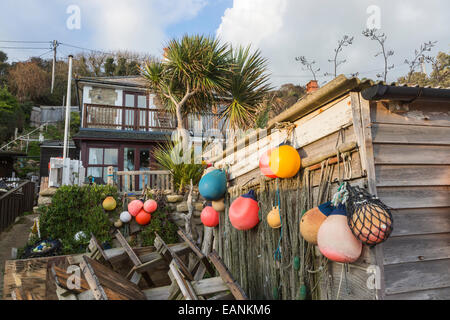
[274,122,297,144]
[273,178,283,262]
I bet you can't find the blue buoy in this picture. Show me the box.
[199,169,227,201]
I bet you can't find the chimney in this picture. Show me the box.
[163,48,169,60]
[306,80,319,93]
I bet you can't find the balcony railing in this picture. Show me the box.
[83,104,229,136]
[83,104,176,132]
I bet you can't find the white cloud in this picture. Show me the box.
[80,0,208,54]
[217,0,450,87]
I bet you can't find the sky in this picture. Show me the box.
[0,0,449,87]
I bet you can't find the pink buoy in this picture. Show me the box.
[317,204,362,263]
[201,206,220,227]
[259,149,277,178]
[128,200,144,217]
[144,199,158,213]
[229,190,260,231]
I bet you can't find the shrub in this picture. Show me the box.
[39,184,120,255]
[139,209,179,247]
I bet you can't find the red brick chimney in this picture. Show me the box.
[306,80,319,93]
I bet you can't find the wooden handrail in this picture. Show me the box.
[0,181,29,201]
[116,170,171,176]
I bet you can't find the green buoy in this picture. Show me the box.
[293,256,301,271]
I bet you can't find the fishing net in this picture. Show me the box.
[345,185,393,247]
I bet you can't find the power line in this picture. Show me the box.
[0,40,52,44]
[0,46,51,50]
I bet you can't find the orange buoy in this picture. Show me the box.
[300,202,334,244]
[317,204,362,263]
[144,199,158,214]
[128,200,144,217]
[201,206,220,227]
[259,149,277,178]
[136,209,151,226]
[229,190,260,231]
[269,145,301,178]
[350,204,392,245]
[267,207,281,229]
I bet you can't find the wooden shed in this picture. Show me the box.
[206,75,450,300]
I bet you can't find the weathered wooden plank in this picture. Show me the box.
[154,234,193,281]
[391,207,450,237]
[373,144,450,165]
[208,250,248,300]
[169,261,198,300]
[323,262,376,300]
[385,287,450,300]
[384,259,450,295]
[376,165,450,187]
[377,186,450,209]
[370,101,450,127]
[115,230,154,287]
[81,256,147,300]
[383,233,450,265]
[372,123,450,145]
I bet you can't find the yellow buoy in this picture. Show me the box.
[269,145,301,178]
[103,196,117,211]
[267,207,281,229]
[212,199,225,212]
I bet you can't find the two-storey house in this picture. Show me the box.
[74,76,227,185]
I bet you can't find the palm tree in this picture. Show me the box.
[141,34,271,132]
[223,46,272,129]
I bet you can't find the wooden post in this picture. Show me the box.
[107,166,114,186]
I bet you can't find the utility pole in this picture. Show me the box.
[51,40,59,94]
[63,55,73,160]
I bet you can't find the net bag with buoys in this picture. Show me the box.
[269,145,301,178]
[300,202,334,244]
[229,190,260,230]
[259,149,277,178]
[199,169,227,201]
[345,185,393,246]
[317,204,362,263]
[201,206,220,227]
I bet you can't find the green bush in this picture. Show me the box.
[139,209,179,247]
[39,184,120,255]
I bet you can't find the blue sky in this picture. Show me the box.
[0,0,448,87]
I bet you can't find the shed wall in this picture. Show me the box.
[369,100,450,299]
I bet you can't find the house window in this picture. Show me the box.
[87,147,118,183]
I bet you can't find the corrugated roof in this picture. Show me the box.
[73,128,170,142]
[76,76,148,88]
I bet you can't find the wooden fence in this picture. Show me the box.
[114,169,173,194]
[0,181,35,233]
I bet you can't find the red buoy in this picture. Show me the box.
[229,190,260,230]
[143,199,158,214]
[128,200,144,217]
[136,209,151,226]
[201,206,220,227]
[259,149,277,178]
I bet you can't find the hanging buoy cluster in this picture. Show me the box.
[259,145,301,179]
[199,169,227,201]
[229,190,260,230]
[123,199,158,226]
